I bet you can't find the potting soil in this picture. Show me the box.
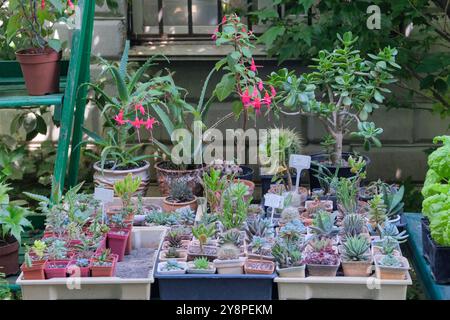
[116,248,155,278]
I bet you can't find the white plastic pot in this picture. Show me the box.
[213,257,246,274]
[157,261,188,275]
[276,265,306,278]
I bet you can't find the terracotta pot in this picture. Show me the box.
[341,259,373,277]
[90,254,118,277]
[16,48,61,95]
[0,240,19,276]
[162,196,198,213]
[107,229,130,262]
[158,250,188,262]
[67,260,90,277]
[93,160,150,195]
[155,161,208,197]
[44,260,70,279]
[244,259,275,275]
[20,260,47,280]
[374,255,410,280]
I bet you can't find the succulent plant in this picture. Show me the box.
[342,214,365,237]
[192,223,216,252]
[310,210,339,239]
[341,235,370,261]
[198,212,218,226]
[378,254,403,267]
[378,222,408,243]
[162,260,185,271]
[176,207,196,225]
[193,257,210,269]
[219,229,242,247]
[304,239,339,266]
[378,236,400,255]
[280,206,299,224]
[368,195,387,231]
[271,239,303,268]
[167,231,183,249]
[46,239,68,260]
[244,217,273,241]
[168,179,195,203]
[165,247,181,258]
[381,185,405,219]
[145,211,178,226]
[278,221,305,242]
[249,236,269,255]
[217,243,240,260]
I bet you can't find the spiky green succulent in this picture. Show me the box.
[378,254,403,267]
[341,235,370,261]
[244,217,272,241]
[342,214,365,237]
[310,210,339,239]
[217,243,240,260]
[219,229,242,247]
[193,257,210,269]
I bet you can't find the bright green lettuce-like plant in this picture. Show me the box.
[268,32,400,165]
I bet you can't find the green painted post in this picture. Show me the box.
[67,0,96,187]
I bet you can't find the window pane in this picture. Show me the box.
[142,0,159,34]
[163,0,188,34]
[192,0,218,34]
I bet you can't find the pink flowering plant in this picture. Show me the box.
[5,0,77,53]
[212,14,276,128]
[82,42,188,171]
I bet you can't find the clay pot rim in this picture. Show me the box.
[15,47,61,56]
[163,196,198,206]
[0,238,19,254]
[93,160,150,174]
[155,160,209,174]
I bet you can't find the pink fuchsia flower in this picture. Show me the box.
[41,0,45,9]
[144,117,157,130]
[240,87,251,106]
[262,92,272,106]
[251,86,259,98]
[252,97,261,113]
[270,85,277,97]
[250,58,261,72]
[68,0,75,9]
[135,104,145,115]
[221,16,227,24]
[130,117,144,129]
[258,81,264,91]
[113,110,126,126]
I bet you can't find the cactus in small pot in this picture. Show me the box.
[163,179,198,212]
[341,235,373,277]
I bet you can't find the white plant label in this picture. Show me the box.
[264,193,285,224]
[289,154,311,192]
[94,187,114,204]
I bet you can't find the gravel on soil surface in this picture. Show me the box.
[116,248,156,279]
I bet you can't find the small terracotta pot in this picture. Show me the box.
[16,48,61,95]
[20,260,47,280]
[90,254,118,277]
[44,260,70,279]
[67,261,90,277]
[341,259,373,277]
[163,196,198,212]
[244,259,275,275]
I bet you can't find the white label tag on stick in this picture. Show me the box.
[94,187,114,205]
[264,194,284,209]
[289,154,311,192]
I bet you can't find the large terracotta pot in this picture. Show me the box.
[0,240,19,276]
[93,161,150,195]
[155,161,208,197]
[162,196,198,213]
[16,48,61,96]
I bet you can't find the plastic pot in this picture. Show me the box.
[309,152,370,190]
[244,259,275,275]
[0,240,19,276]
[425,231,450,284]
[374,255,410,280]
[341,259,373,277]
[276,265,306,278]
[16,48,61,95]
[107,229,130,262]
[44,260,70,279]
[90,254,118,277]
[236,165,254,181]
[213,257,246,274]
[186,262,216,274]
[157,261,187,275]
[421,217,431,262]
[67,261,90,277]
[159,250,188,262]
[307,261,340,277]
[20,260,47,280]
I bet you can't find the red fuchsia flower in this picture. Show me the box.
[240,87,251,107]
[113,110,126,126]
[41,0,45,9]
[250,58,261,72]
[68,0,75,9]
[262,92,272,106]
[144,117,157,130]
[258,81,264,91]
[130,117,144,129]
[135,104,145,115]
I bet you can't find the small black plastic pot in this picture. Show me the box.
[309,152,370,190]
[421,217,431,263]
[155,272,276,300]
[236,165,254,181]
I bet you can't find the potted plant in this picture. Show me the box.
[367,195,388,236]
[371,236,402,257]
[21,240,47,280]
[163,179,198,212]
[90,249,118,277]
[159,231,188,262]
[187,257,216,274]
[44,239,71,279]
[244,237,275,274]
[219,182,250,231]
[6,1,75,95]
[202,168,229,213]
[162,230,190,250]
[272,239,305,278]
[374,254,410,280]
[303,239,340,277]
[188,223,217,261]
[107,214,130,262]
[211,160,254,181]
[340,235,372,277]
[213,244,246,274]
[84,44,172,193]
[341,214,369,240]
[157,260,187,275]
[268,32,399,188]
[68,258,90,277]
[244,217,274,242]
[309,210,340,242]
[0,182,32,275]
